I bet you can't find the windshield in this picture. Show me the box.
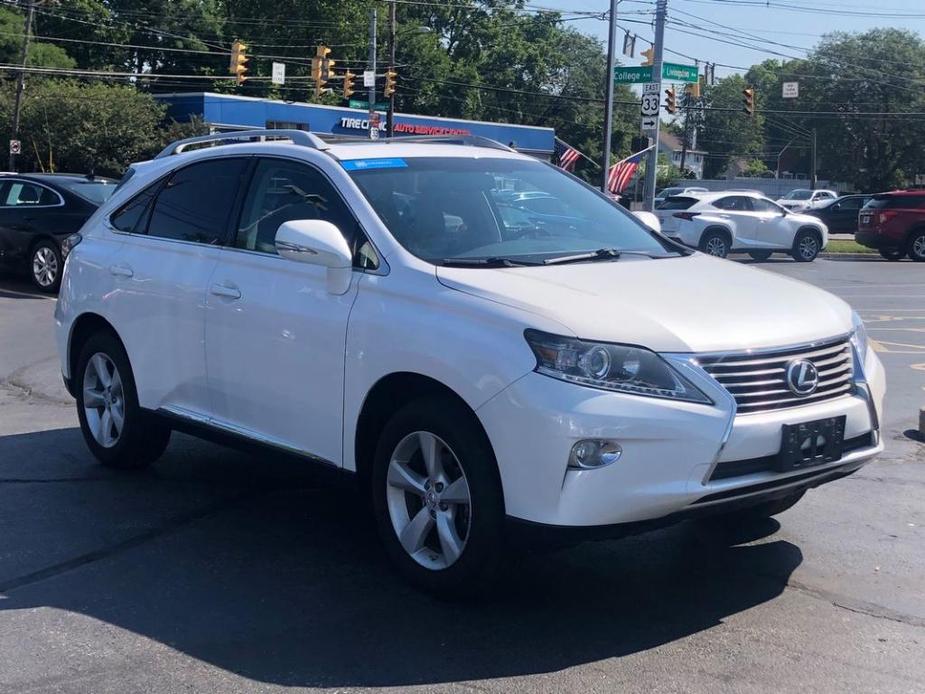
[783,189,812,200]
[347,157,677,265]
[657,187,682,198]
[55,179,116,205]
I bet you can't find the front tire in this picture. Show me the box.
[791,230,820,262]
[699,230,730,258]
[371,396,504,596]
[908,230,925,262]
[75,331,171,469]
[29,240,62,293]
[879,248,904,261]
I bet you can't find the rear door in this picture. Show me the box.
[104,156,250,415]
[711,195,759,247]
[828,197,864,233]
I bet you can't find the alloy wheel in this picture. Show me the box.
[705,237,727,257]
[799,235,818,260]
[913,234,925,260]
[82,353,125,448]
[385,431,471,570]
[32,246,58,288]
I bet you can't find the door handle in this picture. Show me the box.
[108,264,134,278]
[210,282,241,300]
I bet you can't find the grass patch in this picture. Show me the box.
[825,239,876,254]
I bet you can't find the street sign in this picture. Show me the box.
[271,62,285,85]
[614,66,652,84]
[641,116,658,132]
[661,62,698,83]
[8,139,20,155]
[349,99,389,110]
[782,81,799,99]
[363,70,375,87]
[641,91,660,117]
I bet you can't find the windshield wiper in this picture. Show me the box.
[543,248,622,265]
[440,256,541,267]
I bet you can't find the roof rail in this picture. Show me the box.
[377,135,514,152]
[154,129,329,159]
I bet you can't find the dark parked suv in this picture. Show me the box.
[856,190,925,261]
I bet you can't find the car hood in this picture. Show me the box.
[436,253,853,353]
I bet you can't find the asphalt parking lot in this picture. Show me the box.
[0,257,922,694]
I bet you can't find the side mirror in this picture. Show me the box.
[633,210,661,233]
[275,220,353,294]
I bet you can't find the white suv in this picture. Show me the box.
[55,131,884,595]
[656,191,828,261]
[776,188,838,212]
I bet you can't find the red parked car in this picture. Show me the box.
[856,190,925,261]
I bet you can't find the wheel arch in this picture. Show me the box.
[700,224,733,248]
[795,225,824,244]
[353,371,501,501]
[68,312,125,387]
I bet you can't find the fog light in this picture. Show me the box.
[568,440,622,469]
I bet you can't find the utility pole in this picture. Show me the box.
[601,0,618,193]
[9,0,36,172]
[643,0,667,211]
[810,128,817,190]
[679,93,690,176]
[387,0,396,136]
[367,8,378,140]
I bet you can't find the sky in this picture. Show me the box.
[539,0,925,79]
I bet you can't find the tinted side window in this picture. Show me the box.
[713,196,752,211]
[110,181,162,234]
[147,158,249,244]
[236,158,377,268]
[750,198,779,213]
[1,181,58,207]
[836,197,863,211]
[866,195,925,210]
[657,196,698,210]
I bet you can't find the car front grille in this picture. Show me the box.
[697,337,854,415]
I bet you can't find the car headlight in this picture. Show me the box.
[850,311,869,364]
[524,330,712,404]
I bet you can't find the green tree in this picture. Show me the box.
[0,80,167,176]
[0,6,75,68]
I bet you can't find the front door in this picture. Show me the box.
[751,197,791,248]
[104,156,250,415]
[205,156,371,465]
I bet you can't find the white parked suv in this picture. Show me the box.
[656,191,829,261]
[776,188,838,212]
[55,131,883,595]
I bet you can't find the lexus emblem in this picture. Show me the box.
[785,359,819,396]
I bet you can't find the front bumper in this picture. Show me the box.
[477,348,884,529]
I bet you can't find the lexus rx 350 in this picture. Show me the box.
[54,131,884,595]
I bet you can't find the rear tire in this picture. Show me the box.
[29,240,62,293]
[748,250,772,261]
[879,248,904,261]
[371,396,504,597]
[699,230,730,258]
[791,230,820,262]
[908,230,925,262]
[75,331,171,469]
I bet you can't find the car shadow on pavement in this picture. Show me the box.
[0,427,803,688]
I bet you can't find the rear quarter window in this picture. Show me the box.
[657,196,698,210]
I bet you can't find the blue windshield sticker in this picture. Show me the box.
[341,158,408,171]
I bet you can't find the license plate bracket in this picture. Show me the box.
[776,415,846,473]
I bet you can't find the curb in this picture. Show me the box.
[820,252,879,260]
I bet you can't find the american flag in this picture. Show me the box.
[607,147,651,194]
[554,139,581,172]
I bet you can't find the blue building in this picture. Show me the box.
[155,92,556,158]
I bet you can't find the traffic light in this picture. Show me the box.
[743,87,755,117]
[312,45,332,97]
[640,46,654,66]
[383,69,397,98]
[343,70,356,99]
[229,39,248,85]
[664,86,677,114]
